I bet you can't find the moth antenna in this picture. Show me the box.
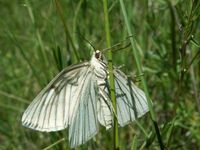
[102,42,130,53]
[75,32,96,51]
[102,35,133,53]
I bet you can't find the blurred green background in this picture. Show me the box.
[0,0,200,149]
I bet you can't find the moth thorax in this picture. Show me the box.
[94,61,107,79]
[90,51,107,79]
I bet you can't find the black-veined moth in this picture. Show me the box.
[22,50,149,148]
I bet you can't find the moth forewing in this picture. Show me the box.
[22,62,90,131]
[69,70,99,148]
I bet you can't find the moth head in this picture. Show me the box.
[91,50,107,65]
[95,50,103,60]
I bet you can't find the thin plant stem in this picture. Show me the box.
[6,30,42,86]
[0,103,23,112]
[168,0,177,71]
[43,138,65,150]
[103,0,119,149]
[25,0,50,83]
[72,0,84,42]
[189,49,200,112]
[119,0,164,149]
[54,0,80,62]
[0,90,29,104]
[25,0,48,67]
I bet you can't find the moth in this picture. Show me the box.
[22,50,149,148]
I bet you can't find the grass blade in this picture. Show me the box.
[103,0,119,149]
[119,0,164,149]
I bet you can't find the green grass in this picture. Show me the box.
[0,0,200,149]
[103,0,119,149]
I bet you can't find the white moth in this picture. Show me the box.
[22,50,149,148]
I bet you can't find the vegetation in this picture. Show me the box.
[0,0,200,149]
